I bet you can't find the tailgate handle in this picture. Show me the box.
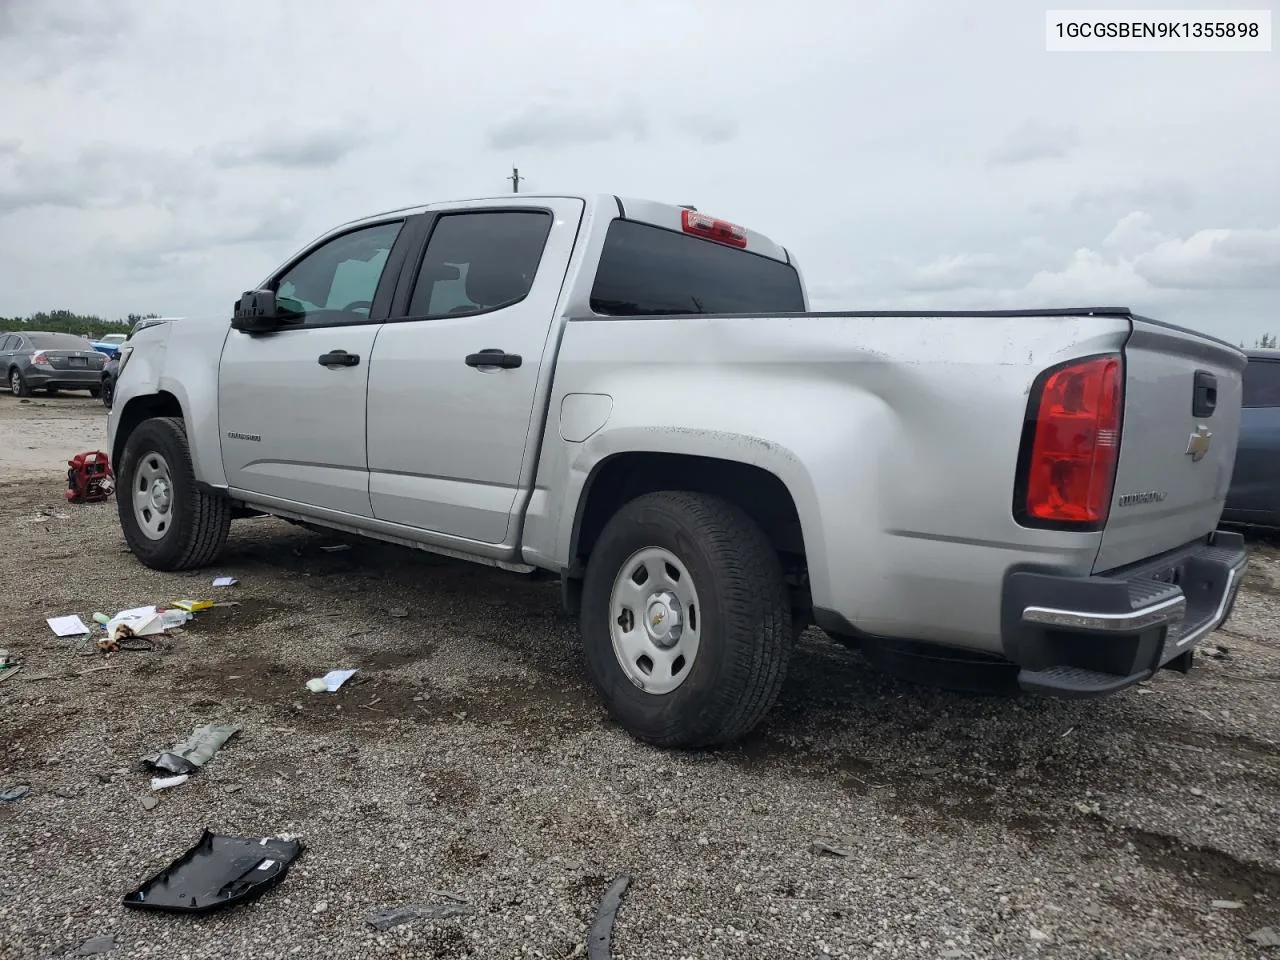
[1193,371,1217,418]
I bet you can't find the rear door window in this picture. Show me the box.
[406,210,553,318]
[1243,359,1280,408]
[589,219,805,316]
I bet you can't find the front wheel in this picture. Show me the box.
[580,491,794,748]
[99,378,113,408]
[116,416,231,570]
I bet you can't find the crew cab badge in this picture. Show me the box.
[1185,424,1212,462]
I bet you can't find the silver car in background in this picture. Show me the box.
[0,331,107,397]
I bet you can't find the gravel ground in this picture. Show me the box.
[1,395,1278,960]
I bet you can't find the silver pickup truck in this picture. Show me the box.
[107,193,1249,748]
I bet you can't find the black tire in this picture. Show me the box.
[100,378,114,408]
[88,386,101,399]
[8,367,30,397]
[117,416,231,571]
[580,491,793,748]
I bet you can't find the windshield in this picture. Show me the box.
[28,333,94,350]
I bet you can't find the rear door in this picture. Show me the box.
[1093,319,1247,571]
[366,197,584,544]
[1223,357,1280,522]
[218,217,416,517]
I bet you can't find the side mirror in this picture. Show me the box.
[231,290,305,333]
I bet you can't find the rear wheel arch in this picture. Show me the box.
[564,452,810,621]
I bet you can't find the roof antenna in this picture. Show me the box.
[508,166,523,194]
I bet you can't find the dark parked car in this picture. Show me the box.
[0,331,106,397]
[1222,349,1280,527]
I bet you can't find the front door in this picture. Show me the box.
[218,218,411,517]
[366,198,584,544]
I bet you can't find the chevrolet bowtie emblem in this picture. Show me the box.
[651,611,664,627]
[1186,424,1212,462]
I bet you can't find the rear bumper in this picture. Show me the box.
[1002,530,1247,697]
[25,369,103,389]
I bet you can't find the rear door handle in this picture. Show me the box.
[465,349,522,370]
[318,350,360,368]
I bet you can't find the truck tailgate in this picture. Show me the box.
[1093,319,1247,572]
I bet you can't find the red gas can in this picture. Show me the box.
[65,450,115,503]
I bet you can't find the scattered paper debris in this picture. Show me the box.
[212,577,237,588]
[139,796,159,811]
[1247,927,1280,947]
[143,723,241,776]
[150,774,190,792]
[1212,899,1245,910]
[307,669,357,693]
[171,599,213,613]
[47,615,90,637]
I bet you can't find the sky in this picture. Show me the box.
[0,0,1277,344]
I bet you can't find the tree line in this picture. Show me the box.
[0,310,160,338]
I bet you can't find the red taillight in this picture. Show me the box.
[681,209,747,248]
[1020,354,1123,527]
[31,351,51,367]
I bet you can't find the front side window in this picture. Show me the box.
[407,211,552,319]
[273,220,404,326]
[1243,359,1280,408]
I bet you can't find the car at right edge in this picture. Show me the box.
[1222,348,1280,528]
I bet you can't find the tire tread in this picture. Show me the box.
[119,416,231,571]
[583,490,793,748]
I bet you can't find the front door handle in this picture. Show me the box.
[318,350,360,368]
[465,349,522,370]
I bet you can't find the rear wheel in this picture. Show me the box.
[580,491,793,748]
[88,386,101,399]
[100,378,114,408]
[117,416,231,570]
[9,368,30,397]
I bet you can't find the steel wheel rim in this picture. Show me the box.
[9,372,18,395]
[133,452,175,541]
[609,546,702,694]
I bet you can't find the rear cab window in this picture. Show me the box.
[1242,359,1280,408]
[589,219,805,316]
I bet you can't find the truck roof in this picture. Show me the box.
[328,193,792,265]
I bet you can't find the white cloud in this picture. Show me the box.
[1137,227,1280,290]
[987,120,1080,166]
[1102,212,1169,256]
[900,253,1006,293]
[889,214,1280,317]
[0,0,1275,342]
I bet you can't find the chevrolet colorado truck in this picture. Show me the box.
[107,193,1250,748]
